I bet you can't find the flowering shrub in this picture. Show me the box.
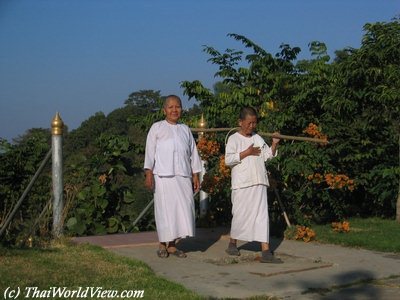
[324,174,355,191]
[307,173,355,191]
[303,123,328,142]
[196,135,232,225]
[218,155,231,178]
[201,155,230,195]
[197,136,220,160]
[201,173,222,195]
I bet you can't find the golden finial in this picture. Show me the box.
[51,112,64,135]
[199,113,206,129]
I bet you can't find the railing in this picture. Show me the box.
[0,149,52,238]
[0,113,65,239]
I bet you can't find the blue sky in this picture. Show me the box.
[0,0,398,142]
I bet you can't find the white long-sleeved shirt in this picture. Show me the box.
[144,120,202,177]
[225,132,277,189]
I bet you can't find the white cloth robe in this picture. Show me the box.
[144,120,202,242]
[225,132,277,243]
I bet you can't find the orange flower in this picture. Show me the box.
[332,221,350,233]
[218,155,231,178]
[303,123,328,141]
[201,169,229,195]
[98,174,107,185]
[307,173,323,184]
[197,137,220,160]
[342,221,350,232]
[294,225,316,242]
[322,173,355,191]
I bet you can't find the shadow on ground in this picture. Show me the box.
[177,227,230,253]
[284,270,381,300]
[237,237,284,253]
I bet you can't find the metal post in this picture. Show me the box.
[51,112,64,238]
[199,160,208,217]
[198,114,208,217]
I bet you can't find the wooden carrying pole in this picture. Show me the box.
[190,127,328,144]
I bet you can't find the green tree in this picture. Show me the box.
[324,18,400,219]
[124,89,162,110]
[182,19,400,225]
[64,112,108,154]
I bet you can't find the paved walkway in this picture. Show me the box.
[74,228,400,299]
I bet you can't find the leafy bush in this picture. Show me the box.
[0,129,52,245]
[64,134,154,236]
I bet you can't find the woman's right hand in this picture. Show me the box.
[239,143,261,160]
[245,143,261,156]
[144,170,154,191]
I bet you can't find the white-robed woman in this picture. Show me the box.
[225,107,282,263]
[144,95,202,258]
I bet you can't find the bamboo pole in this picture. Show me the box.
[190,127,328,144]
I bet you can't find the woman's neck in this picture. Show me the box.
[239,130,252,137]
[165,119,178,125]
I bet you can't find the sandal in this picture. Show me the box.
[260,250,283,264]
[225,243,240,256]
[167,249,187,258]
[156,249,169,258]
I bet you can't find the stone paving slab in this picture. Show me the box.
[74,228,400,299]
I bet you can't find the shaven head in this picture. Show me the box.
[238,107,258,137]
[164,95,182,108]
[239,107,258,120]
[163,95,182,124]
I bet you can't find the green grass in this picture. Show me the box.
[1,218,398,300]
[312,217,400,253]
[0,239,202,300]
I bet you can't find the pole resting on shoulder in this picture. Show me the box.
[191,127,328,144]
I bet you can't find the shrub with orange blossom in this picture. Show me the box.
[201,156,230,195]
[197,136,220,160]
[218,155,230,178]
[307,173,355,191]
[303,123,328,142]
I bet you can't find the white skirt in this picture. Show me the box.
[153,175,195,242]
[230,185,269,243]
